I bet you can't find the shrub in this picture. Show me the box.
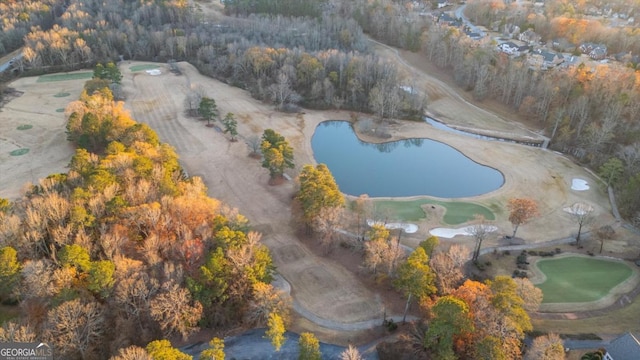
[384,318,397,332]
[555,248,562,254]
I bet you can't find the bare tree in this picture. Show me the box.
[311,206,345,253]
[149,282,203,340]
[246,135,262,157]
[0,322,37,342]
[524,333,564,360]
[513,278,543,312]
[567,203,594,245]
[110,346,152,360]
[269,71,300,110]
[44,299,106,359]
[431,245,470,294]
[469,215,494,262]
[340,345,363,360]
[596,224,615,254]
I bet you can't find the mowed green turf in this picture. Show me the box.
[37,72,93,82]
[372,199,495,224]
[537,256,633,303]
[129,64,159,72]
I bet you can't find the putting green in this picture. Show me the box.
[372,199,495,225]
[37,72,92,82]
[536,256,633,303]
[129,64,159,72]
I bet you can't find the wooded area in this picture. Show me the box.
[1,0,638,222]
[0,86,285,359]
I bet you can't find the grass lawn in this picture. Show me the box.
[37,72,93,82]
[373,199,495,224]
[536,256,633,303]
[129,64,159,72]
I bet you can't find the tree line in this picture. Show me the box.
[0,83,289,359]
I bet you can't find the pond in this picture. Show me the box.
[311,121,504,198]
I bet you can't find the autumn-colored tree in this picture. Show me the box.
[525,333,564,360]
[393,247,436,323]
[507,198,539,239]
[266,312,286,352]
[296,164,344,226]
[419,236,439,258]
[261,129,294,180]
[200,337,225,360]
[58,244,92,272]
[246,282,291,326]
[426,295,473,359]
[0,322,36,342]
[87,260,116,298]
[145,340,191,360]
[363,224,403,276]
[0,246,21,302]
[431,245,470,295]
[298,332,321,360]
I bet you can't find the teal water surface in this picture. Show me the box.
[311,121,504,198]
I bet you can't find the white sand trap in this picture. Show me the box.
[367,220,418,234]
[563,202,594,215]
[571,178,590,191]
[430,225,498,239]
[146,69,161,75]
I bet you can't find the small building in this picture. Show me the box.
[437,0,450,9]
[519,29,541,45]
[498,42,529,56]
[604,333,640,360]
[438,12,462,27]
[529,49,564,69]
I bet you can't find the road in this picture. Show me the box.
[0,49,23,74]
[454,4,486,37]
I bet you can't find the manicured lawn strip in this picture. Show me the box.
[533,293,640,334]
[537,256,633,303]
[37,72,93,82]
[373,199,495,224]
[129,64,159,72]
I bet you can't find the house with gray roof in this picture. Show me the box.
[604,333,640,360]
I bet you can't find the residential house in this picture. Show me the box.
[552,38,575,52]
[604,333,640,360]
[438,13,462,27]
[502,23,520,39]
[437,0,450,9]
[519,29,541,45]
[464,28,482,40]
[579,42,608,60]
[498,42,529,56]
[528,49,564,69]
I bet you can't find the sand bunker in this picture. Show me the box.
[367,220,418,234]
[571,178,589,191]
[430,225,498,239]
[146,69,161,76]
[563,202,594,215]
